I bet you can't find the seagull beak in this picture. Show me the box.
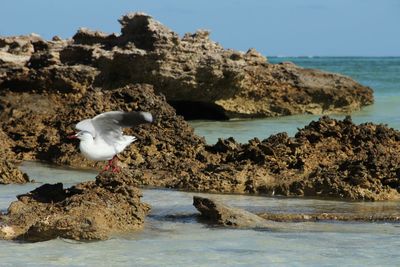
[67,133,78,139]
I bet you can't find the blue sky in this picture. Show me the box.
[0,0,399,56]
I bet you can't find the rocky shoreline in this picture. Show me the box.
[0,13,372,120]
[0,12,398,241]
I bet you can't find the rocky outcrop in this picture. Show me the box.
[0,79,399,199]
[0,83,205,173]
[193,196,273,228]
[0,171,150,241]
[0,13,373,120]
[0,13,396,201]
[140,116,400,201]
[187,116,400,201]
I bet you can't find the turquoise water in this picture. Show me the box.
[1,162,400,266]
[190,57,400,144]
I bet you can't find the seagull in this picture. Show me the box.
[68,111,153,172]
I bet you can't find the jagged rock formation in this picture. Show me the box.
[0,13,373,120]
[133,116,400,201]
[0,171,150,241]
[0,78,399,200]
[177,116,400,201]
[0,83,205,173]
[0,13,397,202]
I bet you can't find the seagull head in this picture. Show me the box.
[67,131,93,141]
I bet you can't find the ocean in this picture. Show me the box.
[1,57,400,266]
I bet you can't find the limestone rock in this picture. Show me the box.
[193,196,273,228]
[0,13,373,119]
[0,171,150,241]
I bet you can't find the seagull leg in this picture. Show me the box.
[100,159,113,174]
[111,156,121,173]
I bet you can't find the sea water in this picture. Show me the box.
[190,57,400,144]
[1,57,400,266]
[0,161,399,266]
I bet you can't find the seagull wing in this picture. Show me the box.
[75,118,96,136]
[90,111,153,145]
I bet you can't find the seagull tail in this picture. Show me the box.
[128,135,137,143]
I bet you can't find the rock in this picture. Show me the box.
[0,13,373,119]
[0,83,205,172]
[193,196,273,228]
[258,212,400,222]
[0,160,30,184]
[0,129,29,184]
[0,78,399,199]
[0,170,150,241]
[132,116,400,201]
[0,15,397,201]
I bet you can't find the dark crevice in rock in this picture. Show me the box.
[168,100,229,120]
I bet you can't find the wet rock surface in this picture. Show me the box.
[193,196,273,228]
[258,212,400,222]
[0,13,373,119]
[0,171,150,241]
[193,196,400,225]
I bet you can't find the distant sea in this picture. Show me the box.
[190,57,400,144]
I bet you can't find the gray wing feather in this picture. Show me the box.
[89,111,153,145]
[75,119,96,136]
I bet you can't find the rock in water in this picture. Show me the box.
[193,196,273,228]
[0,170,150,241]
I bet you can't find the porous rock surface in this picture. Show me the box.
[0,80,399,200]
[0,171,150,241]
[0,13,373,119]
[139,116,400,201]
[0,129,29,184]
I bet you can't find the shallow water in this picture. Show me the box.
[190,57,400,144]
[1,162,400,266]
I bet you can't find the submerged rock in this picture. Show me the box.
[258,212,400,222]
[0,13,373,119]
[0,171,150,241]
[193,196,273,228]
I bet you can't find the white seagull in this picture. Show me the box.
[68,111,153,172]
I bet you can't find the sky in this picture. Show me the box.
[0,0,399,56]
